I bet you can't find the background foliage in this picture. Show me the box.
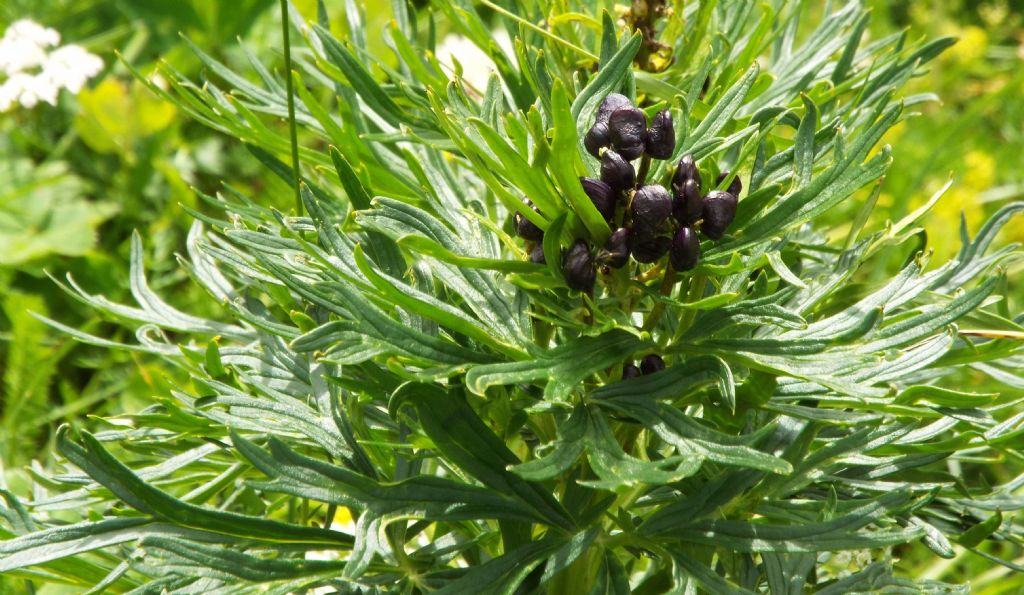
[0,0,1022,593]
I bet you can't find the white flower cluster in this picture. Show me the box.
[0,19,103,112]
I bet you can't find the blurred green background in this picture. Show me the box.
[0,0,1021,589]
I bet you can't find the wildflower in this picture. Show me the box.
[716,170,742,197]
[608,106,647,160]
[513,205,544,241]
[640,354,665,374]
[645,110,674,159]
[701,190,738,240]
[672,154,701,190]
[580,177,617,221]
[0,19,59,75]
[42,44,103,94]
[563,239,596,293]
[584,120,610,158]
[0,19,103,112]
[672,178,702,225]
[586,94,635,158]
[631,184,672,232]
[600,150,636,193]
[598,227,631,269]
[630,235,670,263]
[669,226,700,271]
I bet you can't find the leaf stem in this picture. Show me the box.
[280,0,303,216]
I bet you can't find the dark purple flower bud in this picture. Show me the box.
[580,177,616,221]
[622,363,642,379]
[563,239,596,293]
[640,354,666,375]
[672,178,703,225]
[598,227,631,269]
[608,106,647,161]
[716,171,743,197]
[645,110,675,159]
[630,234,670,263]
[631,184,673,232]
[672,154,701,191]
[513,206,543,241]
[600,150,636,193]
[584,120,610,158]
[669,226,700,271]
[701,190,738,240]
[529,243,546,264]
[596,93,632,124]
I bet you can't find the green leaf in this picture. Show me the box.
[550,80,611,242]
[56,428,353,546]
[466,330,648,404]
[390,383,575,531]
[958,511,1003,548]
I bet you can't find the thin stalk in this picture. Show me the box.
[671,272,707,343]
[280,0,302,216]
[636,155,652,186]
[642,265,677,332]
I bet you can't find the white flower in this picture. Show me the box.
[4,19,61,48]
[0,71,60,109]
[0,19,60,75]
[434,31,512,92]
[41,44,104,93]
[0,19,103,112]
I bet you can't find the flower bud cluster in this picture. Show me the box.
[513,93,742,294]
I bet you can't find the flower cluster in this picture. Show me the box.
[0,19,103,112]
[514,93,741,294]
[622,354,665,379]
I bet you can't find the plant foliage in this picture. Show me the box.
[4,0,1024,592]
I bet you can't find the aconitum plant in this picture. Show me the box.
[3,1,1024,592]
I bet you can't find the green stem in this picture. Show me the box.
[280,0,302,216]
[671,272,707,344]
[642,265,677,332]
[636,155,652,187]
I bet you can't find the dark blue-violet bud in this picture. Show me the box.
[622,363,642,380]
[669,226,700,271]
[672,154,701,191]
[600,150,636,193]
[513,205,543,241]
[598,227,631,269]
[701,190,738,240]
[716,170,743,197]
[584,120,610,158]
[630,234,670,263]
[608,106,647,161]
[645,110,675,159]
[563,239,596,293]
[631,184,673,232]
[596,93,632,124]
[529,243,546,264]
[580,177,617,221]
[672,178,703,225]
[640,354,666,375]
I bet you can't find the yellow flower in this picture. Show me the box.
[944,26,988,66]
[924,150,995,257]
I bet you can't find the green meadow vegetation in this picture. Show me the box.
[1,1,1022,592]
